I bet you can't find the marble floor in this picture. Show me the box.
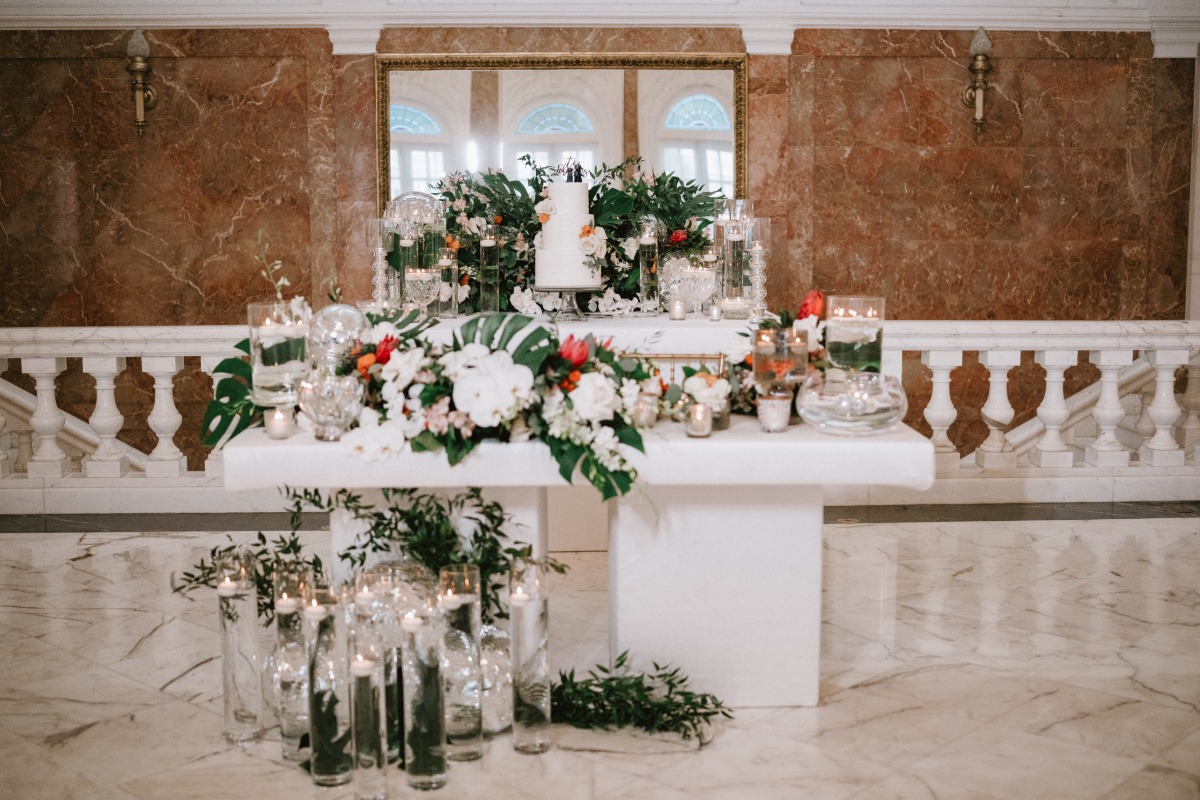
[0,515,1197,799]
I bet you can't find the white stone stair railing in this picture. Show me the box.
[1,320,1198,513]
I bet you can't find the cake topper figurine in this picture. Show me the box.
[556,158,586,183]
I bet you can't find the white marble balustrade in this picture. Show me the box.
[0,319,1198,514]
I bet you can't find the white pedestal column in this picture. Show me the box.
[142,356,187,478]
[1138,349,1189,467]
[611,484,823,707]
[922,350,962,471]
[1085,349,1134,467]
[82,356,129,478]
[976,350,1020,469]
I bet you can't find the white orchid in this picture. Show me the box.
[438,343,491,381]
[452,351,535,428]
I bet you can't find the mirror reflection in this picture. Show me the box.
[376,54,746,208]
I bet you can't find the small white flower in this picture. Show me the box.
[619,378,642,416]
[509,287,542,316]
[793,315,827,353]
[621,237,640,261]
[535,197,557,220]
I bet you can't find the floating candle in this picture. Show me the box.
[509,587,531,608]
[303,600,327,623]
[355,589,376,608]
[440,590,462,611]
[401,611,424,632]
[217,578,239,598]
[275,593,300,615]
[349,655,376,678]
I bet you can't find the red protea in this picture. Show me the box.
[558,335,589,368]
[374,335,398,366]
[798,289,824,320]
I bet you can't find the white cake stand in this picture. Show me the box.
[531,284,601,322]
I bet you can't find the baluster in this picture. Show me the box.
[0,357,10,477]
[1085,350,1133,467]
[1137,348,1188,467]
[1029,350,1078,468]
[921,350,963,470]
[200,355,225,477]
[1175,356,1200,457]
[81,356,129,478]
[141,356,187,477]
[975,350,1021,469]
[21,357,68,478]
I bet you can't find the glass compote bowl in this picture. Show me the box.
[677,267,717,317]
[404,268,440,320]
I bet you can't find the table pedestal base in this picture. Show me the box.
[610,485,823,707]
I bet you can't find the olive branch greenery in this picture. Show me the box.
[552,650,732,744]
[169,531,323,626]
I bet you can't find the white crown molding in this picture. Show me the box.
[326,23,380,55]
[0,2,1196,58]
[740,24,793,56]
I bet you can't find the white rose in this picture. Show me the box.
[578,225,607,259]
[535,198,557,219]
[570,372,620,423]
[683,374,731,406]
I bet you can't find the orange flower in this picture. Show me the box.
[444,234,461,252]
[569,369,582,384]
[538,213,551,224]
[459,273,470,286]
[579,224,595,239]
[356,352,376,378]
[493,215,503,224]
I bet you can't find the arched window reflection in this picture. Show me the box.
[390,103,447,195]
[659,93,734,197]
[512,102,598,179]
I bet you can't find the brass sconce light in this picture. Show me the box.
[125,28,157,135]
[961,27,992,135]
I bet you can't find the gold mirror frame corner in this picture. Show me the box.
[374,51,748,214]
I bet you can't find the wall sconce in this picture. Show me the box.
[125,29,157,135]
[961,27,992,135]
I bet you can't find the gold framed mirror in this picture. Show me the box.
[375,52,748,212]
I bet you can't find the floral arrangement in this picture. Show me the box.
[437,157,721,316]
[339,311,659,499]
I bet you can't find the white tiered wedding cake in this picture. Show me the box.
[535,181,602,289]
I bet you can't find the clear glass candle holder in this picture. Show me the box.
[435,247,459,319]
[247,300,310,407]
[216,550,263,745]
[509,558,551,754]
[266,562,312,761]
[349,631,388,800]
[825,295,885,374]
[438,564,483,762]
[401,605,447,791]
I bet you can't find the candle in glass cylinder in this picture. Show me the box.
[264,407,293,439]
[686,403,713,437]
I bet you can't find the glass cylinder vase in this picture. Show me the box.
[216,551,263,745]
[478,223,501,314]
[247,300,310,407]
[401,607,447,791]
[509,558,551,754]
[438,564,483,762]
[350,630,388,800]
[308,585,353,788]
[265,562,312,761]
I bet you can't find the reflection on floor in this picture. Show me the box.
[0,516,1197,799]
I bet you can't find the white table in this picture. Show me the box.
[225,416,933,707]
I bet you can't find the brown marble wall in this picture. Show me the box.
[0,27,1194,462]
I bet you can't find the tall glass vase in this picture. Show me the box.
[264,563,312,761]
[438,564,483,762]
[509,558,551,754]
[308,586,353,787]
[478,223,501,314]
[401,607,447,791]
[350,630,388,800]
[216,551,263,745]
